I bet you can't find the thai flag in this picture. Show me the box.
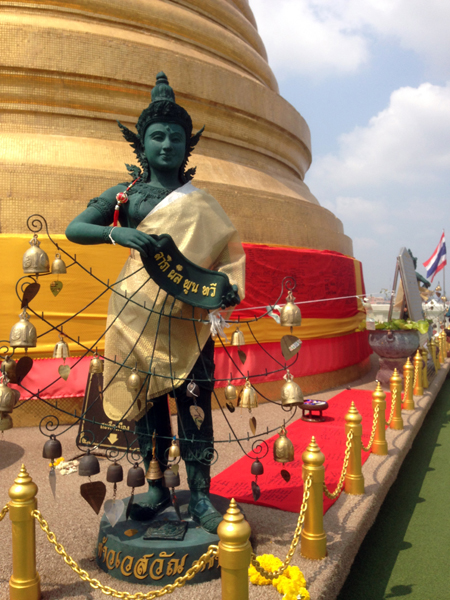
[423,233,447,282]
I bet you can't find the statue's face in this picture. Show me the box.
[144,122,186,173]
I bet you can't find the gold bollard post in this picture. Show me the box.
[344,402,364,494]
[402,357,415,410]
[8,465,41,600]
[217,498,251,600]
[413,349,424,396]
[389,368,403,430]
[440,331,447,363]
[300,436,327,559]
[429,337,439,372]
[372,382,388,455]
[421,347,429,389]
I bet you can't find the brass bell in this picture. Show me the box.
[145,457,163,481]
[273,427,295,464]
[1,356,17,383]
[0,380,20,413]
[281,371,304,408]
[224,380,238,402]
[22,234,50,274]
[42,435,62,460]
[0,412,13,431]
[163,468,180,488]
[126,368,142,394]
[51,253,67,274]
[53,334,70,360]
[239,379,258,410]
[251,459,264,476]
[280,290,302,327]
[168,437,181,460]
[89,355,104,374]
[78,452,100,476]
[106,462,124,483]
[127,464,145,487]
[231,327,245,347]
[9,310,37,348]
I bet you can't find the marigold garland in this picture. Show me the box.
[249,554,309,600]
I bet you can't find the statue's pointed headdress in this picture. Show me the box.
[117,72,204,182]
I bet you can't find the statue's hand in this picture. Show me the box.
[111,228,156,257]
[221,284,241,309]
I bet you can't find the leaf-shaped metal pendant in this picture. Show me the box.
[238,349,247,365]
[190,405,205,430]
[104,498,124,528]
[58,364,71,381]
[249,416,257,435]
[15,356,33,384]
[80,481,106,514]
[50,280,63,297]
[281,469,291,482]
[49,467,56,499]
[281,335,302,361]
[22,282,41,308]
[126,489,135,520]
[226,401,235,413]
[251,480,261,502]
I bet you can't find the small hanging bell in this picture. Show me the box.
[251,459,264,476]
[127,464,146,488]
[231,327,245,347]
[168,437,181,460]
[126,368,142,394]
[239,379,258,410]
[273,427,295,464]
[163,468,180,488]
[9,309,37,348]
[281,371,304,408]
[53,334,70,360]
[42,435,62,460]
[1,356,17,383]
[280,290,302,327]
[22,234,50,274]
[78,452,100,476]
[51,253,67,274]
[89,355,104,374]
[145,457,163,481]
[0,412,13,431]
[106,462,124,483]
[224,380,238,402]
[0,380,20,413]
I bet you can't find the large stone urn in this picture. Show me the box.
[368,330,420,388]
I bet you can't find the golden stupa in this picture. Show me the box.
[0,0,350,254]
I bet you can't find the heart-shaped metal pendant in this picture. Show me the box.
[50,280,63,297]
[249,416,257,435]
[280,335,302,361]
[15,356,33,384]
[80,481,106,514]
[104,498,124,528]
[251,481,261,502]
[58,364,71,381]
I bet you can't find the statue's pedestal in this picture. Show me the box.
[96,491,227,586]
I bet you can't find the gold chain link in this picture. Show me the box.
[250,474,312,580]
[32,510,218,599]
[404,371,411,397]
[362,404,380,452]
[0,505,9,522]
[323,430,354,499]
[413,365,418,392]
[386,387,397,426]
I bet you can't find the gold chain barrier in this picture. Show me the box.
[422,347,429,389]
[250,474,312,580]
[361,404,380,452]
[32,509,218,599]
[0,504,9,521]
[386,385,397,426]
[323,430,353,499]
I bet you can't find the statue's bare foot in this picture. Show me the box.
[188,491,222,534]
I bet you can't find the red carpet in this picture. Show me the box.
[211,389,389,514]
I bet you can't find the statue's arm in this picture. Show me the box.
[65,185,156,257]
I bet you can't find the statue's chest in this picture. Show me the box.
[127,188,170,227]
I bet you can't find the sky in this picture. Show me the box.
[250,0,450,297]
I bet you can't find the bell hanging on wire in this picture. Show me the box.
[0,377,20,413]
[239,379,258,410]
[78,452,100,477]
[231,326,245,347]
[280,290,301,328]
[168,436,181,461]
[127,464,146,488]
[0,412,13,431]
[250,458,263,501]
[126,367,142,394]
[22,234,49,274]
[53,334,70,360]
[42,435,62,460]
[51,253,67,274]
[224,380,238,402]
[1,356,17,383]
[107,462,123,483]
[89,354,104,374]
[273,427,295,464]
[280,370,304,408]
[163,468,180,488]
[9,309,37,348]
[146,457,163,481]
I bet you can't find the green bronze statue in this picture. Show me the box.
[66,72,246,533]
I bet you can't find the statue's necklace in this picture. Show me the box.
[113,177,140,226]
